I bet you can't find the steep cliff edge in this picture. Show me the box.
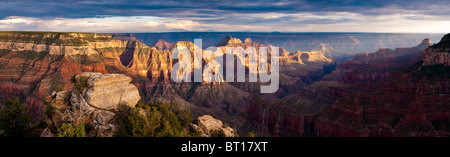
[422,35,450,66]
[0,32,126,56]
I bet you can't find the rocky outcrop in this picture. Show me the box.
[422,35,450,66]
[81,72,141,110]
[195,115,236,137]
[41,72,141,137]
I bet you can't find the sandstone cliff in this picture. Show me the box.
[0,32,126,56]
[422,35,450,66]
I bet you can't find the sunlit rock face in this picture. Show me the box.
[0,32,126,56]
[3,31,448,137]
[196,115,236,137]
[41,72,141,137]
[82,72,141,110]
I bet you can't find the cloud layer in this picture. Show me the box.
[0,0,449,33]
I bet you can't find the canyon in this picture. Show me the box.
[0,31,448,137]
[247,34,449,137]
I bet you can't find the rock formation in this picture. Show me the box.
[422,36,450,66]
[1,31,448,137]
[194,115,236,137]
[152,39,175,51]
[216,35,243,47]
[41,72,141,137]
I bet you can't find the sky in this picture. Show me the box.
[0,0,450,33]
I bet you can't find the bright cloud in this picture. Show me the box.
[0,0,449,33]
[0,11,450,33]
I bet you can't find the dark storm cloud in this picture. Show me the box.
[0,0,449,19]
[0,0,449,33]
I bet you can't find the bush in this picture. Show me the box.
[0,98,36,137]
[57,123,86,137]
[187,125,202,137]
[57,84,64,92]
[115,101,195,137]
[72,75,88,95]
[115,108,159,137]
[222,123,229,128]
[43,99,55,118]
[210,129,226,137]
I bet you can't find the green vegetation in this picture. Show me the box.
[71,75,89,95]
[57,123,86,137]
[115,101,201,137]
[222,123,229,128]
[210,129,226,137]
[43,99,55,119]
[57,84,64,92]
[0,98,38,137]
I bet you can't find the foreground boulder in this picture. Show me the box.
[84,73,140,110]
[41,72,141,137]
